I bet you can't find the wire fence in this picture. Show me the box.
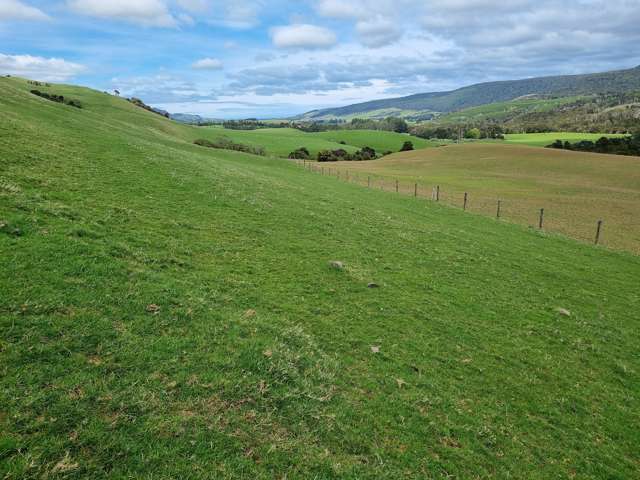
[297,160,639,254]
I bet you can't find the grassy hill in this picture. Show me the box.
[322,143,640,253]
[300,65,640,121]
[199,126,434,158]
[503,132,630,147]
[2,77,640,479]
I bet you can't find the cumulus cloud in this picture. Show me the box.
[0,0,49,21]
[192,57,223,70]
[110,74,210,102]
[271,24,337,49]
[0,53,85,81]
[67,0,177,27]
[356,18,402,47]
[315,0,361,19]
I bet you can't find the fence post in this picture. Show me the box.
[595,220,603,245]
[337,170,340,180]
[539,208,544,229]
[463,192,468,211]
[496,200,501,219]
[414,183,418,197]
[436,185,440,202]
[396,180,399,193]
[321,167,324,175]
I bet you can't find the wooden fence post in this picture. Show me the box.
[436,185,440,202]
[496,200,501,219]
[414,183,418,197]
[595,220,603,245]
[396,180,399,193]
[539,208,544,229]
[463,192,468,211]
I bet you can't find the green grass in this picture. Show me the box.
[324,143,640,253]
[503,132,629,147]
[1,76,640,479]
[199,126,434,158]
[311,130,439,152]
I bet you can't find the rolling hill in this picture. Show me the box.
[299,65,640,121]
[2,76,640,479]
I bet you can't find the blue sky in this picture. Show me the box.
[1,0,640,118]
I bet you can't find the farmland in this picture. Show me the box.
[199,126,435,158]
[1,77,640,479]
[503,132,629,147]
[320,143,640,253]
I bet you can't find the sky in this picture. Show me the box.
[1,0,640,119]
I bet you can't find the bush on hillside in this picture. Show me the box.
[317,146,377,162]
[288,147,310,159]
[400,141,414,151]
[194,138,266,156]
[30,90,82,109]
[546,135,640,157]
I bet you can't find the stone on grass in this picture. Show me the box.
[556,307,571,317]
[329,261,344,270]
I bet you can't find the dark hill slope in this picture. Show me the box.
[304,65,640,119]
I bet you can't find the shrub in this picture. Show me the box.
[30,90,82,109]
[317,150,336,162]
[400,141,414,151]
[288,147,310,159]
[194,138,266,156]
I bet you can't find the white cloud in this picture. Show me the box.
[176,0,208,13]
[356,18,402,47]
[0,53,85,81]
[315,0,361,19]
[271,24,337,49]
[67,0,177,27]
[0,0,49,21]
[192,57,223,70]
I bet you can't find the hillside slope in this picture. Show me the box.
[301,65,640,120]
[1,77,639,479]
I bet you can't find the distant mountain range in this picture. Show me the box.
[298,65,640,122]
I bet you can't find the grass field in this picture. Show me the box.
[2,77,640,479]
[503,132,629,147]
[200,126,435,158]
[321,143,640,253]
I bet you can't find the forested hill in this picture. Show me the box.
[301,65,640,120]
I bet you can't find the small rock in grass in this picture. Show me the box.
[556,307,571,317]
[329,261,344,270]
[244,309,257,318]
[371,345,380,354]
[146,304,160,315]
[367,282,379,289]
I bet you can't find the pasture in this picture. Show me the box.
[199,126,435,158]
[321,143,640,253]
[503,132,629,147]
[1,76,639,479]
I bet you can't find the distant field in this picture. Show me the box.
[199,126,434,157]
[311,130,439,152]
[503,132,629,147]
[320,143,640,253]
